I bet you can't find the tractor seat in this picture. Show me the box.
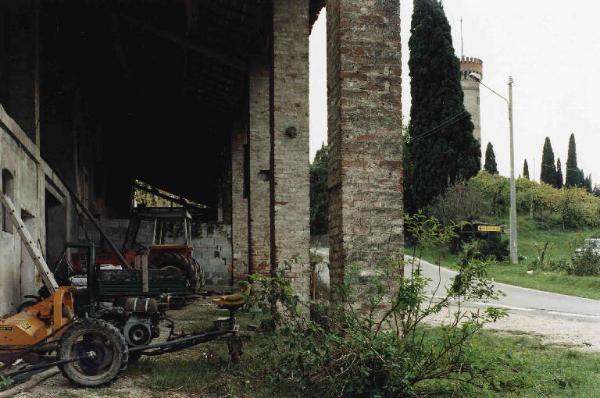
[213,284,251,310]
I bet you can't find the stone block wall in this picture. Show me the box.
[327,0,404,284]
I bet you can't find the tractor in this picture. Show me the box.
[91,206,203,295]
[0,192,245,389]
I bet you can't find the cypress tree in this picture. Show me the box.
[540,137,557,185]
[523,159,530,180]
[405,0,480,212]
[566,133,580,187]
[484,142,498,174]
[556,158,563,189]
[310,144,329,235]
[585,174,593,193]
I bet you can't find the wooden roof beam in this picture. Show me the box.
[117,14,246,72]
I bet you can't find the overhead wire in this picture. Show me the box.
[406,111,470,145]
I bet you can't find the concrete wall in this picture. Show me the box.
[0,105,44,316]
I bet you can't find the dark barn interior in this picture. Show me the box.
[4,0,277,217]
[1,0,404,308]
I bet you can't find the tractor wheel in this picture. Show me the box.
[58,319,128,388]
[150,252,199,293]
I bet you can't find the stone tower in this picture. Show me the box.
[460,56,483,143]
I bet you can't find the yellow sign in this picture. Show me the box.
[478,225,502,233]
[18,321,32,331]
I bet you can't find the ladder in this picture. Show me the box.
[1,193,59,294]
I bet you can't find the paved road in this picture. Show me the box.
[313,247,600,320]
[405,256,600,320]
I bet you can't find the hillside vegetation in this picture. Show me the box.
[422,172,600,299]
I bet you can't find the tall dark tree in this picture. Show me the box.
[310,144,329,235]
[579,169,586,188]
[585,174,593,193]
[555,158,564,189]
[566,133,581,187]
[484,142,498,174]
[523,159,530,180]
[405,0,480,212]
[540,137,557,186]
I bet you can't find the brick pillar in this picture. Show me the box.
[327,0,403,285]
[271,0,311,301]
[248,64,271,275]
[231,123,249,282]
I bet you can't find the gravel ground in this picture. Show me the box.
[427,305,600,353]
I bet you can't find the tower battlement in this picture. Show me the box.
[460,56,483,79]
[459,56,483,144]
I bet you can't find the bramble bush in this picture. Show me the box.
[252,215,508,397]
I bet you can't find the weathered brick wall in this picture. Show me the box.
[231,123,249,282]
[248,64,271,275]
[327,0,404,284]
[272,0,311,301]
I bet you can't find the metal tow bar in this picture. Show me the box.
[129,329,238,356]
[2,352,96,378]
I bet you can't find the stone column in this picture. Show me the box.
[248,64,271,275]
[230,123,249,282]
[327,0,404,285]
[271,0,311,301]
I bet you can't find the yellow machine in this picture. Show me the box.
[0,287,74,348]
[0,193,127,387]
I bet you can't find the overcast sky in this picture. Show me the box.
[310,1,600,183]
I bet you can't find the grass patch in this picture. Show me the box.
[418,217,600,299]
[127,307,600,397]
[463,331,600,397]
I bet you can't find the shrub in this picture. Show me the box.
[472,234,510,262]
[427,180,490,225]
[569,245,600,276]
[257,215,507,397]
[527,242,569,272]
[468,172,600,229]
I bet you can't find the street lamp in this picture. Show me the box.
[469,73,518,265]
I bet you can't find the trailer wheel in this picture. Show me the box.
[59,319,128,387]
[150,252,199,293]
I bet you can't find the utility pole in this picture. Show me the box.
[460,18,464,58]
[468,72,519,264]
[508,77,518,264]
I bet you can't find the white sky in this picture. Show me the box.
[310,1,600,183]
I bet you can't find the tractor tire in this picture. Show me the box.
[150,252,200,293]
[58,318,128,388]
